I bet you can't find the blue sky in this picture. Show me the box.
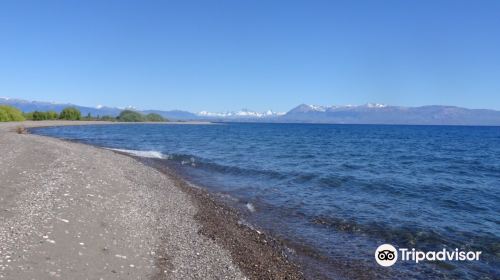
[1,0,499,112]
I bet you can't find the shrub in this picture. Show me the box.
[0,105,25,122]
[117,110,145,122]
[145,113,166,122]
[15,126,27,134]
[59,107,81,120]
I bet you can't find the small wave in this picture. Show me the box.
[237,219,262,234]
[311,215,500,256]
[181,156,196,166]
[168,153,288,179]
[109,148,167,159]
[215,193,240,202]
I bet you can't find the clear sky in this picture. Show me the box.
[1,0,499,112]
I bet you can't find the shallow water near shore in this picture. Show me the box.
[32,123,500,279]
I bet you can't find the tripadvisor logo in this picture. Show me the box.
[375,244,398,266]
[375,244,482,267]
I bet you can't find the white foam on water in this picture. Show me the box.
[216,193,239,202]
[108,148,166,159]
[181,157,196,166]
[246,202,256,212]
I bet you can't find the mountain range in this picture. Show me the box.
[2,97,500,125]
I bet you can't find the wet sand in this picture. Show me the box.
[0,121,303,279]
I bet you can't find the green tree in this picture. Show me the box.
[0,105,25,122]
[0,108,8,122]
[23,112,34,120]
[59,107,81,120]
[32,111,47,120]
[145,113,166,122]
[29,111,58,121]
[100,115,116,121]
[84,112,92,120]
[117,110,145,122]
[46,111,58,120]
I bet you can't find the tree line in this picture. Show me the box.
[0,105,167,122]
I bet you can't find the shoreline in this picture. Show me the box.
[0,120,303,279]
[1,120,214,130]
[138,157,392,280]
[135,157,304,279]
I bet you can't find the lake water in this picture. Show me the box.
[32,123,500,279]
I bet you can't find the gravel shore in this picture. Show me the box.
[0,121,303,279]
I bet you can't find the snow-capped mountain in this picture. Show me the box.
[2,97,500,125]
[287,103,387,114]
[282,103,500,125]
[197,109,285,119]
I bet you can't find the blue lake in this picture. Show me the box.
[32,123,500,279]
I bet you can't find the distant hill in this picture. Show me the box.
[0,98,196,121]
[0,97,122,117]
[281,104,500,125]
[141,110,200,120]
[2,97,500,125]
